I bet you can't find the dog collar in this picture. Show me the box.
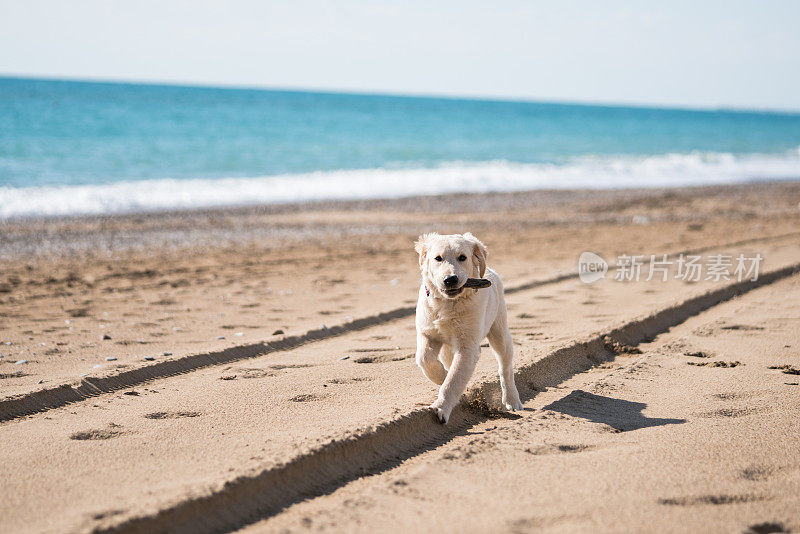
[425,285,430,297]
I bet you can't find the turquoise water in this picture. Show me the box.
[2,76,800,218]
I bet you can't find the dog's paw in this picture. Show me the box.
[429,402,451,424]
[503,398,524,411]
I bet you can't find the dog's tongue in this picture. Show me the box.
[463,278,491,289]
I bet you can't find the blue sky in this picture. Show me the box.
[1,0,799,110]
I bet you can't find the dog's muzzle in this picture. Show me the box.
[441,275,463,297]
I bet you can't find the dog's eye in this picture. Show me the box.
[458,254,467,261]
[434,256,443,262]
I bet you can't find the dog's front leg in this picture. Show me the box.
[430,344,479,424]
[416,334,447,385]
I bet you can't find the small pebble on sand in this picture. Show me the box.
[102,334,112,340]
[105,357,117,361]
[144,356,155,361]
[15,359,27,365]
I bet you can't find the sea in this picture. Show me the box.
[2,76,800,219]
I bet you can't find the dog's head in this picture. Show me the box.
[414,232,487,299]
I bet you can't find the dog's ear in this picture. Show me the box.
[463,232,487,277]
[414,233,438,268]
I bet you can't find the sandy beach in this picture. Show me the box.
[2,181,800,533]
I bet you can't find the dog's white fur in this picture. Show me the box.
[414,232,523,424]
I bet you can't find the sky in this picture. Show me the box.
[1,0,799,111]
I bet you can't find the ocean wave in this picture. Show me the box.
[3,150,800,219]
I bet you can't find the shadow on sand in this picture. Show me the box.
[543,390,686,431]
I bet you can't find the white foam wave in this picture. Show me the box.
[3,149,800,219]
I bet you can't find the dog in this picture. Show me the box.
[414,232,523,424]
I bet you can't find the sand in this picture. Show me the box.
[248,272,800,534]
[1,182,799,533]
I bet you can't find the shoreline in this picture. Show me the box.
[3,180,800,261]
[4,160,800,221]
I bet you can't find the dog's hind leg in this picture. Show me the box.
[487,320,523,411]
[416,335,447,386]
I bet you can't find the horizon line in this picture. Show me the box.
[3,73,800,117]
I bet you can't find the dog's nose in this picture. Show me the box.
[443,275,459,288]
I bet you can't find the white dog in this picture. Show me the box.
[414,232,523,424]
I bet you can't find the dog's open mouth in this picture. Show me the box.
[443,287,463,297]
